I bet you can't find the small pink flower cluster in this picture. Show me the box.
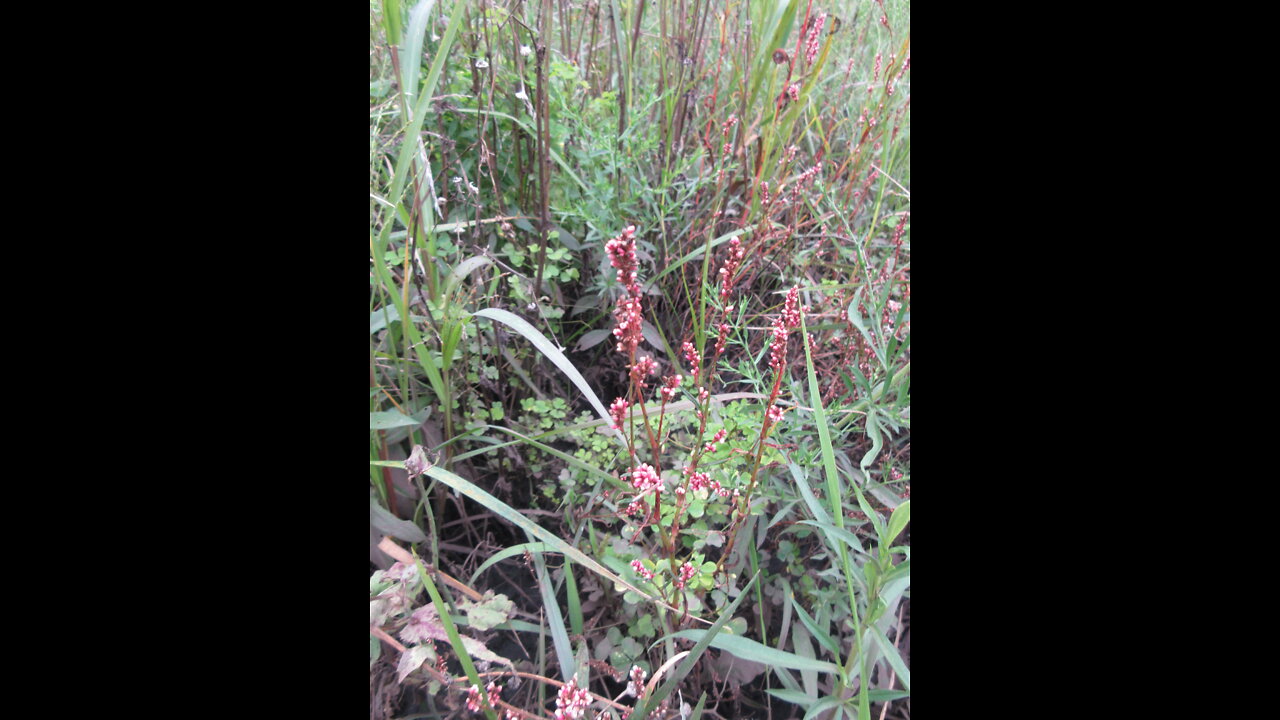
[805,13,826,65]
[787,83,800,101]
[797,162,822,187]
[782,286,805,328]
[554,676,592,720]
[630,559,654,580]
[764,287,806,430]
[466,682,502,714]
[674,561,696,590]
[873,52,882,82]
[682,341,700,376]
[768,322,789,372]
[720,115,738,157]
[890,213,908,247]
[684,466,734,498]
[779,144,798,167]
[714,322,730,356]
[605,225,638,287]
[612,296,644,355]
[630,463,663,494]
[884,299,903,337]
[717,238,746,301]
[627,665,648,698]
[629,355,657,388]
[609,397,629,430]
[704,428,728,453]
[660,374,682,402]
[607,226,645,356]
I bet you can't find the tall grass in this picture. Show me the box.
[371,1,909,717]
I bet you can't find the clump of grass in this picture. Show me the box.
[371,1,909,717]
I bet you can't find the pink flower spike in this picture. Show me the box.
[630,356,658,387]
[630,464,663,494]
[674,561,697,589]
[660,375,682,402]
[805,13,826,65]
[605,225,639,291]
[554,676,592,720]
[630,559,654,580]
[609,397,630,430]
[628,665,648,698]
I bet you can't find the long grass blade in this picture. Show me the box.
[400,0,438,114]
[473,308,626,446]
[530,539,575,682]
[413,548,499,720]
[870,624,910,692]
[633,571,760,719]
[420,464,710,623]
[468,541,553,585]
[662,628,838,674]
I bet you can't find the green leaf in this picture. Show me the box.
[370,304,401,334]
[688,692,708,720]
[370,497,427,543]
[766,689,815,710]
[446,255,493,297]
[663,629,839,674]
[399,0,438,113]
[461,591,515,631]
[565,561,584,637]
[370,410,421,430]
[883,561,911,585]
[885,500,911,545]
[796,520,866,557]
[788,463,831,525]
[802,696,846,720]
[860,409,884,471]
[573,328,612,352]
[530,536,574,682]
[871,624,910,691]
[789,595,841,660]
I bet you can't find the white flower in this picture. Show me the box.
[520,45,532,57]
[475,58,489,69]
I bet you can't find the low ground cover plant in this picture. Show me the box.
[371,1,909,718]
